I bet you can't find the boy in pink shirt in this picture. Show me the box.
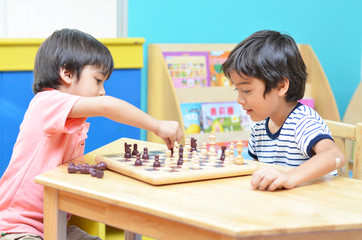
[0,29,183,240]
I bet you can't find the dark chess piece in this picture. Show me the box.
[177,156,183,166]
[153,155,161,167]
[96,162,107,171]
[191,138,197,152]
[95,170,104,178]
[132,143,139,156]
[220,146,226,161]
[124,143,132,158]
[135,153,142,166]
[142,147,149,160]
[67,163,79,173]
[179,145,184,159]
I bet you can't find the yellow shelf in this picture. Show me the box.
[147,43,340,145]
[0,38,145,71]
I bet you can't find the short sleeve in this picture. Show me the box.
[295,116,333,157]
[39,91,86,134]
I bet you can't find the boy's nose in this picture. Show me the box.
[237,94,246,106]
[99,86,106,96]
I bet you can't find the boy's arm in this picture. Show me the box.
[68,96,183,148]
[286,138,345,186]
[251,139,345,191]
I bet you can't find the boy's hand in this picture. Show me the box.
[154,120,183,149]
[250,167,296,191]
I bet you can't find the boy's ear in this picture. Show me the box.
[59,67,73,85]
[277,77,290,96]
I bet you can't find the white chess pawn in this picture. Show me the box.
[201,142,208,158]
[182,151,189,170]
[208,131,216,154]
[235,140,244,165]
[224,149,231,165]
[184,138,190,150]
[192,154,200,170]
[209,152,216,163]
[173,146,179,165]
[229,143,235,163]
[165,149,172,169]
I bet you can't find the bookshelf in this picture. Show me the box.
[147,43,340,145]
[343,81,362,124]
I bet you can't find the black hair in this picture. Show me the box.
[33,28,114,94]
[222,30,307,101]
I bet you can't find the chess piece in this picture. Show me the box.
[177,156,183,166]
[135,153,142,166]
[234,140,244,165]
[67,163,79,173]
[95,170,104,178]
[224,149,231,165]
[185,138,190,149]
[209,152,216,163]
[124,143,132,158]
[142,147,149,160]
[182,151,189,170]
[153,155,161,167]
[191,138,197,152]
[164,150,172,169]
[132,143,139,156]
[173,144,179,163]
[220,146,226,161]
[179,144,184,158]
[96,162,107,171]
[208,131,216,154]
[229,142,235,163]
[174,141,179,149]
[201,142,208,158]
[192,154,200,170]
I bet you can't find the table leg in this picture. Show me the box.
[124,231,142,240]
[43,187,67,240]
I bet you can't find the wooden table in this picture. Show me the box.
[35,138,362,240]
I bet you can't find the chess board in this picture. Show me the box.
[95,146,257,185]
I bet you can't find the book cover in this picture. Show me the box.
[163,51,210,88]
[201,101,245,133]
[209,51,232,86]
[180,102,202,134]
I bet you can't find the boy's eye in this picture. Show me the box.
[234,87,251,94]
[96,79,102,84]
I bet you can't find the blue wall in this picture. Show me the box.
[0,69,141,177]
[129,0,362,119]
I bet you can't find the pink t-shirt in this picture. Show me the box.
[0,89,89,238]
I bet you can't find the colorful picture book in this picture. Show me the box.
[180,102,202,134]
[163,52,210,88]
[201,101,252,133]
[209,50,232,87]
[180,101,252,134]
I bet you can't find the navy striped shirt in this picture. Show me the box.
[248,103,333,167]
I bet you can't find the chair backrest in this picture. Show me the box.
[325,120,362,179]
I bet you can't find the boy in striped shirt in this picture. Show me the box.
[222,30,345,191]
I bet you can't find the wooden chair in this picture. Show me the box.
[325,120,362,179]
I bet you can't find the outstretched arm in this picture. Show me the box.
[68,96,183,148]
[250,138,345,191]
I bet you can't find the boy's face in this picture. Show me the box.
[67,65,107,97]
[229,70,283,122]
